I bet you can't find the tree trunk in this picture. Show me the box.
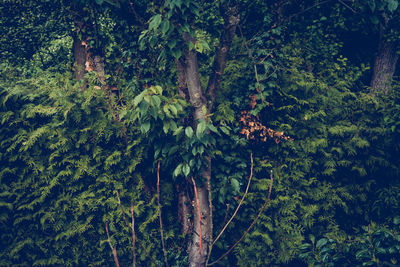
[371,27,399,94]
[181,46,212,267]
[73,35,87,84]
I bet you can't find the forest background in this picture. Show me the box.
[1,0,400,266]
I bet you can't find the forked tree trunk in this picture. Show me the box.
[371,27,399,94]
[177,5,239,266]
[182,46,212,267]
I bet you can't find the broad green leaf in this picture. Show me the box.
[185,126,194,138]
[152,95,161,107]
[173,126,184,136]
[207,124,219,134]
[231,178,240,192]
[149,14,162,31]
[141,121,151,133]
[173,164,182,177]
[133,91,146,106]
[169,105,178,116]
[387,0,399,12]
[171,48,182,59]
[182,164,190,177]
[316,238,328,249]
[163,121,170,134]
[160,20,170,35]
[196,120,206,137]
[168,39,177,49]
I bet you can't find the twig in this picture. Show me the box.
[206,152,254,265]
[105,222,120,267]
[116,191,157,267]
[289,0,333,20]
[206,157,213,261]
[116,190,130,228]
[131,200,136,267]
[338,0,357,13]
[191,177,203,261]
[207,170,274,266]
[238,26,265,103]
[157,161,169,267]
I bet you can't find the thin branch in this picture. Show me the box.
[289,0,333,20]
[207,170,274,266]
[105,222,120,267]
[206,152,254,265]
[238,25,266,103]
[338,0,357,13]
[212,152,253,246]
[157,161,169,267]
[116,190,130,228]
[191,177,203,260]
[206,157,213,261]
[131,200,136,267]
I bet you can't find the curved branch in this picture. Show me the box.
[207,170,274,266]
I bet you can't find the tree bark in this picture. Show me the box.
[181,45,211,267]
[371,26,399,94]
[207,4,240,112]
[73,35,87,83]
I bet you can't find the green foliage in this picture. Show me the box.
[299,217,400,266]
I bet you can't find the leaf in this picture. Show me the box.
[168,39,177,49]
[160,20,170,35]
[220,126,230,135]
[368,0,376,12]
[182,164,190,177]
[149,14,162,31]
[173,126,184,136]
[169,105,178,116]
[207,124,219,134]
[173,164,182,177]
[196,121,206,137]
[95,0,104,4]
[231,178,240,192]
[185,126,194,138]
[163,121,170,134]
[171,48,182,59]
[316,238,328,249]
[387,0,399,12]
[141,121,151,133]
[133,91,146,106]
[152,95,161,108]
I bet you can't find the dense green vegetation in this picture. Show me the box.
[1,0,400,266]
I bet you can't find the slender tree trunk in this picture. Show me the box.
[181,46,212,267]
[72,34,87,84]
[371,26,399,94]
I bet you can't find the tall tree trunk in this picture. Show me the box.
[178,4,239,265]
[371,26,399,94]
[181,45,212,267]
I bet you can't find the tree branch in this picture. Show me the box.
[157,161,169,267]
[207,170,274,266]
[105,222,120,267]
[206,151,253,265]
[206,3,240,112]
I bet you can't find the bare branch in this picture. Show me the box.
[157,161,169,267]
[131,200,136,267]
[105,223,120,267]
[207,170,274,266]
[206,152,254,265]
